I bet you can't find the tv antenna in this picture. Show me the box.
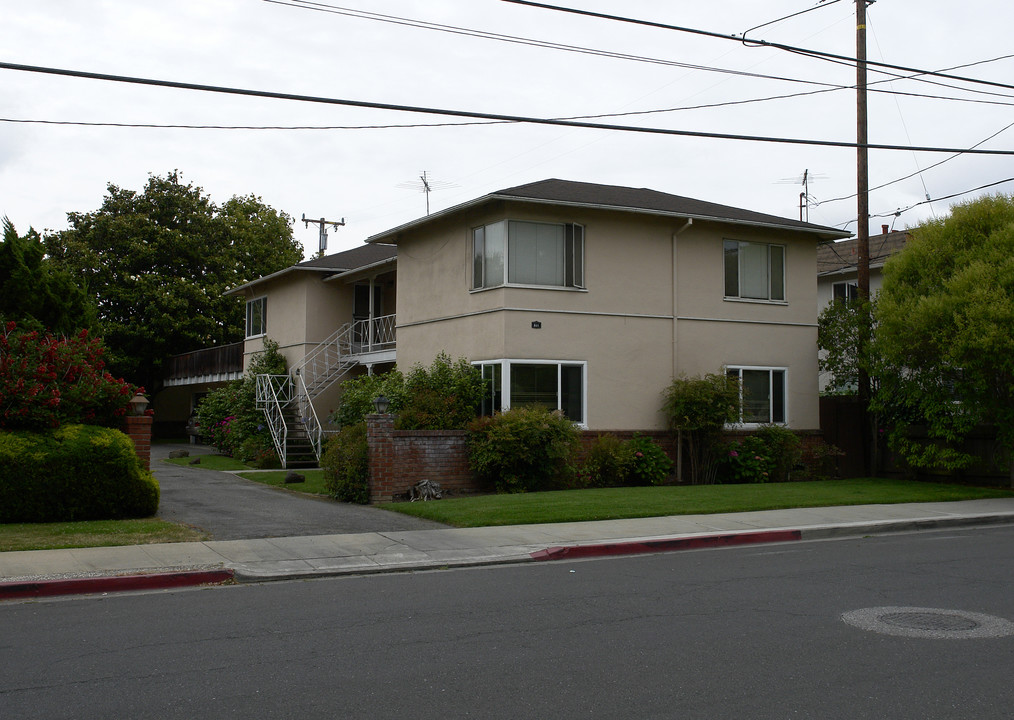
[397,171,456,215]
[776,169,827,222]
[301,213,345,255]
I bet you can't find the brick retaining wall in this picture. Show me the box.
[365,414,827,502]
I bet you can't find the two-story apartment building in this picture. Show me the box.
[223,179,847,463]
[368,179,848,431]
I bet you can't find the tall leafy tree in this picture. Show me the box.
[873,194,1014,484]
[44,171,303,390]
[0,217,95,336]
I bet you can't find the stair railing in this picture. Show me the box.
[256,374,293,469]
[294,371,325,463]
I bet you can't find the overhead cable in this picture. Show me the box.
[4,61,1014,156]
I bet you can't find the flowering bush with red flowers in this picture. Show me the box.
[718,436,775,483]
[0,321,138,431]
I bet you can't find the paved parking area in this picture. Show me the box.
[153,443,444,540]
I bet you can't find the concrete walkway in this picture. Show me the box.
[4,497,1014,600]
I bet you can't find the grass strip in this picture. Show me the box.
[383,478,1014,528]
[0,518,208,552]
[236,470,328,495]
[164,454,251,471]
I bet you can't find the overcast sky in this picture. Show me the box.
[3,0,1012,258]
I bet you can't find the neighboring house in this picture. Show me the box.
[816,225,909,308]
[816,225,909,390]
[367,178,848,434]
[154,341,245,439]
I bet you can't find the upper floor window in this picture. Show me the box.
[473,220,584,290]
[724,239,785,302]
[832,280,858,302]
[246,297,267,338]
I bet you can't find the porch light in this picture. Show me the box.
[129,393,150,416]
[372,395,391,414]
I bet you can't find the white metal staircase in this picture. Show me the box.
[255,314,396,468]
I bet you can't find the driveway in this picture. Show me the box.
[152,443,445,540]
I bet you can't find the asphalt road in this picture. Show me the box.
[4,526,1014,718]
[152,443,444,539]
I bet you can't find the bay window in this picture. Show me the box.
[473,220,584,290]
[477,360,586,424]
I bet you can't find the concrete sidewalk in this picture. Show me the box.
[4,497,1014,600]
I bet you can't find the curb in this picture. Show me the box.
[530,529,802,561]
[0,569,235,601]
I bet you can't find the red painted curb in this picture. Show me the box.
[0,569,235,601]
[530,529,802,561]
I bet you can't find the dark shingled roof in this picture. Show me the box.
[817,230,909,275]
[224,243,396,295]
[296,243,397,271]
[368,178,849,242]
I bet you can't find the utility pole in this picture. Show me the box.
[856,0,873,476]
[301,213,345,257]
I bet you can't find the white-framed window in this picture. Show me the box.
[473,220,584,290]
[246,296,267,338]
[724,239,785,301]
[832,280,858,302]
[726,366,787,425]
[475,360,586,425]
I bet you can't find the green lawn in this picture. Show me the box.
[165,454,251,471]
[0,518,208,552]
[383,478,1014,528]
[237,470,328,495]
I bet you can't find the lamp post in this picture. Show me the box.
[129,393,150,416]
[372,395,390,414]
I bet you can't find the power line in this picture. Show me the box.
[4,61,1014,156]
[502,0,1014,93]
[272,0,1014,106]
[813,119,1014,207]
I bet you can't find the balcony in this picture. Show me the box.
[164,341,245,387]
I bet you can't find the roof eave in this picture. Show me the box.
[367,192,850,243]
[223,265,346,296]
[323,256,398,283]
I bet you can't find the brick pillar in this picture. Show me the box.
[366,413,395,503]
[123,415,153,470]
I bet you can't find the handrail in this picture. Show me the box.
[256,374,291,469]
[295,313,397,398]
[295,372,324,462]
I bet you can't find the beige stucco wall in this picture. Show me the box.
[392,200,823,431]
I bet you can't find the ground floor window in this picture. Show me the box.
[726,366,786,424]
[476,360,585,424]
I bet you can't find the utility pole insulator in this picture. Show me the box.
[301,213,346,255]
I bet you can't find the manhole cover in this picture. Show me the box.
[842,607,1014,639]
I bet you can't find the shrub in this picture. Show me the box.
[0,424,159,522]
[581,434,633,488]
[321,422,369,504]
[468,406,580,493]
[0,321,137,431]
[753,424,802,482]
[196,339,285,461]
[627,435,675,486]
[329,370,407,429]
[718,436,775,483]
[329,353,486,431]
[662,373,740,484]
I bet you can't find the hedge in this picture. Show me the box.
[0,424,160,523]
